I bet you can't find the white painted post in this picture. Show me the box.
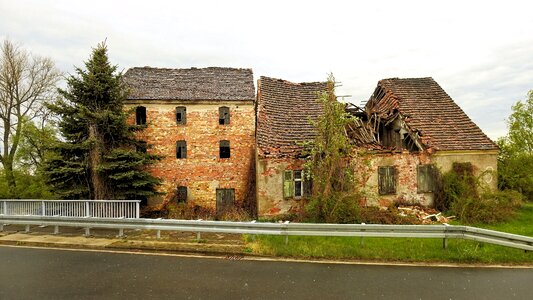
[84,227,90,236]
[0,224,3,231]
[86,201,90,218]
[118,228,124,237]
[136,201,140,219]
[3,200,7,215]
[25,224,30,233]
[54,225,59,235]
[41,201,46,216]
[156,230,161,239]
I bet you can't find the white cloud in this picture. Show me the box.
[2,0,533,139]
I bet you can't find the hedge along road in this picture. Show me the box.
[1,245,532,300]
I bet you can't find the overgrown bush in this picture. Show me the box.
[305,192,361,224]
[441,162,523,224]
[0,170,55,199]
[163,201,252,221]
[450,190,523,224]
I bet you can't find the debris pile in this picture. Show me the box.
[397,206,455,224]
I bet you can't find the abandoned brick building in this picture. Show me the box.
[348,77,499,208]
[124,67,498,217]
[123,67,256,214]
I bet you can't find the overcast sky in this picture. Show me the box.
[2,0,532,139]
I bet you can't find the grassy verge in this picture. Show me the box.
[245,203,533,264]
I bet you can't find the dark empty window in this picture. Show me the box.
[378,166,397,195]
[219,106,230,125]
[176,186,187,203]
[220,140,230,158]
[418,164,436,193]
[136,106,146,125]
[176,140,187,159]
[176,106,186,125]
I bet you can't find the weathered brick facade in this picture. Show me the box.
[124,67,255,211]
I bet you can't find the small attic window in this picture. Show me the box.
[176,106,186,125]
[219,107,230,125]
[136,106,146,125]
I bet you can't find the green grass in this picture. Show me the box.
[245,203,533,264]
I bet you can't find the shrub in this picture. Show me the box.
[305,192,361,224]
[450,190,523,224]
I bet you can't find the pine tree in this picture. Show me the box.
[43,42,161,200]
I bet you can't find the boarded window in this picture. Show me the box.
[176,106,186,125]
[418,164,435,193]
[283,170,294,199]
[176,186,187,203]
[176,140,187,159]
[378,166,397,195]
[136,106,146,125]
[216,188,234,215]
[219,106,230,125]
[219,140,230,158]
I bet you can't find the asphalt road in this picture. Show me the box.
[0,246,532,300]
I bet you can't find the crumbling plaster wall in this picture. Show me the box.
[126,101,255,208]
[256,157,305,216]
[431,150,498,190]
[361,149,498,208]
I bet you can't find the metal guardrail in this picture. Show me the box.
[0,200,140,219]
[0,215,531,251]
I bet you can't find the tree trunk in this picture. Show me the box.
[2,158,17,196]
[88,123,107,199]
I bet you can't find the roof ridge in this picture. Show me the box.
[260,76,326,86]
[127,66,253,72]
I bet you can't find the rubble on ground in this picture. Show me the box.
[396,205,455,224]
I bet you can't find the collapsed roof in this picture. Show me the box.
[364,77,498,151]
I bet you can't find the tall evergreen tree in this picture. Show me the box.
[43,42,161,200]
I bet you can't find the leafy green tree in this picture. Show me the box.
[15,117,58,172]
[497,90,533,200]
[303,74,361,223]
[43,42,161,200]
[0,39,61,194]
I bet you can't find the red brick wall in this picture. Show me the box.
[126,101,255,209]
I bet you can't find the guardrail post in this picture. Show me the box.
[0,224,3,231]
[443,223,449,250]
[25,224,30,233]
[360,223,366,246]
[54,225,59,235]
[84,227,90,236]
[156,230,161,239]
[197,232,201,241]
[118,228,124,237]
[283,221,290,245]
